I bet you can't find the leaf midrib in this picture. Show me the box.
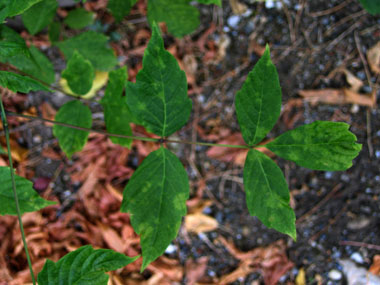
[150,148,166,249]
[268,141,355,147]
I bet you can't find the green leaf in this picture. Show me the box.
[0,25,29,57]
[48,21,61,43]
[62,51,95,95]
[266,121,362,171]
[121,147,189,270]
[359,0,380,15]
[38,245,139,285]
[5,0,43,18]
[243,149,296,239]
[195,0,222,6]
[101,67,133,148]
[53,100,92,158]
[56,31,117,71]
[0,71,50,93]
[64,8,95,29]
[0,166,56,215]
[148,0,200,37]
[5,45,55,85]
[126,23,192,137]
[107,0,137,22]
[22,0,58,35]
[235,45,281,146]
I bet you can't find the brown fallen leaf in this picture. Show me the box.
[185,256,209,285]
[341,69,363,92]
[299,88,375,108]
[217,237,294,285]
[184,213,218,234]
[369,255,380,275]
[367,41,380,74]
[229,0,247,15]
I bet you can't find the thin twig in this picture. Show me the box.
[0,95,36,284]
[297,183,342,225]
[339,240,380,251]
[309,0,352,17]
[5,111,251,149]
[279,0,296,44]
[354,31,375,157]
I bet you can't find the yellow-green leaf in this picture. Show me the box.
[121,147,189,271]
[266,121,362,171]
[126,23,192,137]
[235,45,281,146]
[243,149,296,240]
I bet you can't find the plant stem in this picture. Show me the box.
[0,98,36,284]
[6,111,251,149]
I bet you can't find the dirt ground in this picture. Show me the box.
[0,0,379,284]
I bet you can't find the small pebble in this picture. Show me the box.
[328,269,342,281]
[227,15,240,28]
[165,244,177,254]
[33,135,42,144]
[350,252,364,264]
[265,0,275,9]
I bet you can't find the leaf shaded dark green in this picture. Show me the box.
[0,71,50,93]
[0,25,29,57]
[38,245,138,285]
[62,51,95,95]
[107,0,137,21]
[56,31,117,71]
[235,45,281,146]
[22,0,57,35]
[64,8,95,29]
[243,149,296,239]
[266,121,362,171]
[148,0,200,37]
[126,23,191,137]
[3,0,42,19]
[196,0,222,6]
[53,100,92,158]
[0,166,56,215]
[359,0,380,15]
[121,147,189,271]
[101,67,133,148]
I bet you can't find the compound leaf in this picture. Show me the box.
[0,166,56,215]
[38,245,139,285]
[64,8,95,29]
[0,71,50,93]
[53,100,92,158]
[62,51,95,95]
[195,0,222,6]
[121,147,189,271]
[243,149,296,239]
[107,0,137,22]
[235,45,281,146]
[101,67,133,148]
[22,0,58,35]
[148,0,200,38]
[359,0,380,15]
[56,31,117,71]
[266,121,362,171]
[126,23,191,137]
